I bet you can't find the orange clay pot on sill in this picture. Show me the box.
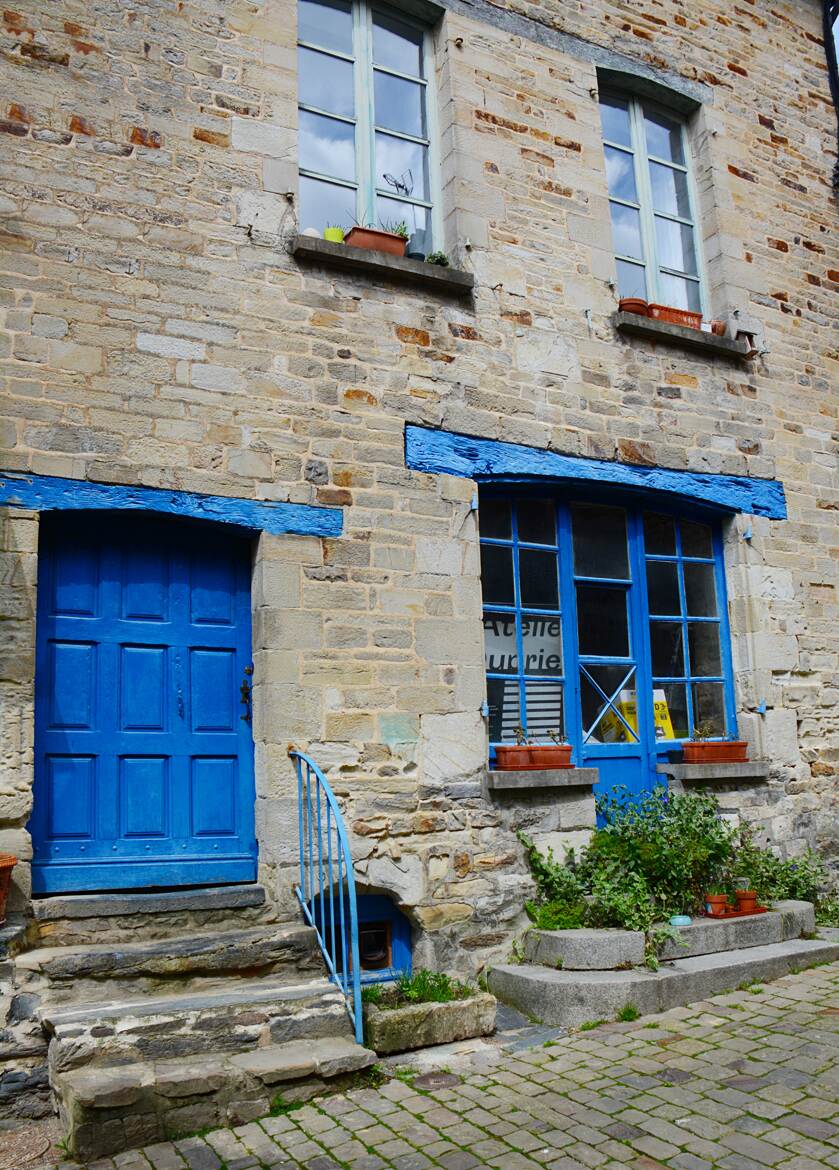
[705,893,729,917]
[647,304,702,331]
[528,744,574,769]
[618,297,648,315]
[494,744,532,770]
[735,889,758,914]
[344,227,407,257]
[0,854,17,926]
[681,740,749,764]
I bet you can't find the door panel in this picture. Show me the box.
[31,513,257,894]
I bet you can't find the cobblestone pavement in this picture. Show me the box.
[50,962,839,1170]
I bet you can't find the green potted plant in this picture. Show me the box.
[426,250,450,267]
[529,729,573,769]
[682,720,749,764]
[344,218,408,257]
[494,725,532,770]
[323,224,345,244]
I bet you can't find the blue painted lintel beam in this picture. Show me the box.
[0,472,343,537]
[404,426,786,520]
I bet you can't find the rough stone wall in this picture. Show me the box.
[0,1,837,970]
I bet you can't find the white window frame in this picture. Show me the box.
[297,0,443,248]
[601,91,707,313]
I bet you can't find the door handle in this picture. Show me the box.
[240,665,253,724]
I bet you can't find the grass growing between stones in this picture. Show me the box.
[579,1018,607,1031]
[616,1003,640,1021]
[268,1092,305,1116]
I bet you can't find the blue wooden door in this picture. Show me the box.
[31,513,257,894]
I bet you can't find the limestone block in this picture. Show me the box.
[524,928,645,970]
[415,536,462,577]
[530,830,593,862]
[357,853,425,906]
[363,992,496,1055]
[420,710,485,786]
[515,329,581,381]
[415,618,482,667]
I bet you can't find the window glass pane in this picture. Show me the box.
[610,202,643,261]
[684,563,717,616]
[483,611,517,675]
[480,498,511,540]
[374,72,426,137]
[572,504,629,578]
[655,217,697,274]
[525,680,564,740]
[659,682,689,739]
[644,512,676,555]
[604,146,637,202]
[519,549,559,609]
[375,197,430,250]
[649,161,691,217]
[375,133,428,201]
[599,96,632,147]
[657,272,701,312]
[298,0,353,54]
[298,46,354,116]
[486,677,520,743]
[299,110,356,181]
[650,621,684,676]
[680,519,713,558]
[521,614,562,676]
[373,10,423,76]
[576,586,629,657]
[644,109,685,164]
[646,561,680,615]
[299,175,356,235]
[616,259,647,300]
[692,681,726,736]
[688,622,722,676]
[480,544,514,606]
[518,499,556,545]
[582,666,638,743]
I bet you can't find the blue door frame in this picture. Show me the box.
[30,512,258,894]
[481,488,737,800]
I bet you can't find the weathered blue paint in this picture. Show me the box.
[31,513,257,894]
[405,426,787,519]
[0,471,343,537]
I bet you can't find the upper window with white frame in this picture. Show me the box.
[600,93,704,313]
[297,0,438,252]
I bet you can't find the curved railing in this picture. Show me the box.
[288,749,363,1044]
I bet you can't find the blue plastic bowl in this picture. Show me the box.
[669,915,692,927]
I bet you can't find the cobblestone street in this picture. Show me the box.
[49,962,839,1170]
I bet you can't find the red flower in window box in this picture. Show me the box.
[647,304,702,331]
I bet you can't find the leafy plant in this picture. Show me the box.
[426,250,450,266]
[361,984,384,1005]
[513,724,530,746]
[380,218,410,239]
[525,898,585,930]
[397,969,472,1005]
[816,894,839,926]
[734,825,826,903]
[617,1004,640,1022]
[691,718,722,741]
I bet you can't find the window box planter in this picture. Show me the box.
[681,740,749,764]
[344,226,407,257]
[494,744,573,769]
[648,304,702,330]
[363,991,496,1055]
[528,744,573,769]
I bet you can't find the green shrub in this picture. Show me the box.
[735,826,827,903]
[394,969,472,1005]
[816,894,839,926]
[525,898,585,930]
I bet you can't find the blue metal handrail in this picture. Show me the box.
[288,748,363,1044]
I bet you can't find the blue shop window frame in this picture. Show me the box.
[480,486,739,767]
[315,893,412,985]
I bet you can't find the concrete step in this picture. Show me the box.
[14,923,321,1003]
[42,976,353,1071]
[55,1035,377,1162]
[489,933,839,1027]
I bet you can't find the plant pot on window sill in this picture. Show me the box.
[344,227,407,257]
[618,297,648,315]
[494,744,573,770]
[681,740,749,764]
[647,304,702,331]
[528,744,573,769]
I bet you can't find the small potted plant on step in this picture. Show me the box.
[494,725,532,770]
[681,720,749,764]
[529,729,573,769]
[345,218,409,257]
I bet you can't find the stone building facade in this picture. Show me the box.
[1,0,838,997]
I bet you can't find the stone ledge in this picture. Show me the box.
[292,235,475,296]
[656,762,770,783]
[32,883,266,921]
[614,311,751,359]
[487,767,599,792]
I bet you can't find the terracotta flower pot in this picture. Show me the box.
[0,854,17,926]
[619,297,648,315]
[705,893,729,917]
[344,227,407,257]
[681,740,749,764]
[710,319,727,336]
[735,889,758,913]
[528,744,573,769]
[647,304,703,331]
[494,745,531,770]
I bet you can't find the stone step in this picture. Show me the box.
[14,923,321,1003]
[42,976,353,1071]
[55,1034,377,1162]
[489,933,839,1027]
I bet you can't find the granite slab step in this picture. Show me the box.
[55,1035,377,1162]
[42,976,353,1070]
[490,934,839,1027]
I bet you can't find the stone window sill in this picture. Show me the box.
[487,767,599,792]
[293,235,474,297]
[614,311,751,360]
[656,761,770,784]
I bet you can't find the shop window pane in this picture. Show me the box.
[373,10,423,76]
[521,614,563,676]
[519,549,559,609]
[480,498,511,540]
[610,202,644,261]
[299,0,353,54]
[518,499,556,546]
[650,621,684,676]
[577,585,629,657]
[692,681,726,736]
[375,134,428,201]
[680,519,713,558]
[599,96,632,148]
[649,161,691,217]
[524,680,564,740]
[644,109,685,164]
[646,561,680,615]
[581,666,638,743]
[374,72,426,137]
[300,110,356,182]
[688,622,722,676]
[684,563,717,616]
[299,175,356,235]
[605,146,638,202]
[480,544,514,605]
[659,682,689,739]
[483,611,517,675]
[571,504,629,579]
[486,677,520,743]
[644,512,676,555]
